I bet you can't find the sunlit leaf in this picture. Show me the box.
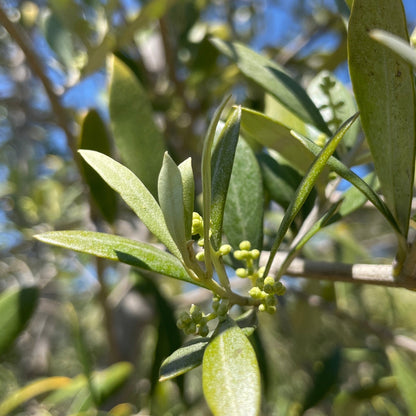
[290,130,400,234]
[307,71,359,157]
[240,107,316,174]
[78,150,180,258]
[34,231,204,287]
[109,56,165,197]
[178,157,195,241]
[223,137,263,250]
[158,152,187,257]
[159,338,209,381]
[0,286,39,356]
[202,317,261,416]
[211,106,241,249]
[79,109,117,224]
[211,39,330,135]
[348,0,416,244]
[0,377,71,416]
[264,114,359,276]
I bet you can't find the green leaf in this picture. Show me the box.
[240,107,315,173]
[34,231,204,287]
[0,376,71,416]
[178,158,194,241]
[159,338,209,381]
[78,150,180,258]
[307,71,359,157]
[79,109,117,224]
[264,114,359,276]
[0,286,39,356]
[109,56,165,197]
[211,106,241,249]
[223,137,264,250]
[211,39,331,135]
[348,0,416,240]
[290,130,400,234]
[158,152,187,256]
[387,347,416,414]
[202,317,261,416]
[201,96,231,273]
[370,29,416,69]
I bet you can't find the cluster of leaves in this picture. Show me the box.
[2,0,416,415]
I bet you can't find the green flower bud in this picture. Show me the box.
[258,304,266,312]
[265,294,277,307]
[250,249,260,259]
[239,240,251,250]
[255,277,264,290]
[274,281,286,296]
[198,324,209,337]
[219,244,232,256]
[191,212,204,235]
[190,304,203,323]
[197,238,205,247]
[185,322,197,335]
[236,268,248,278]
[216,300,229,317]
[249,287,264,299]
[257,267,265,278]
[195,251,205,261]
[266,305,277,314]
[233,250,247,260]
[177,311,192,329]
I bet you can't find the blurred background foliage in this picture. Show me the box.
[1,0,416,414]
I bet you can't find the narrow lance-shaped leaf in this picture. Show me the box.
[78,150,181,258]
[178,157,194,241]
[290,130,401,234]
[348,0,416,244]
[240,107,315,173]
[0,377,71,416]
[211,106,241,249]
[370,29,416,70]
[109,56,165,197]
[0,286,39,356]
[34,231,206,287]
[158,152,187,257]
[211,39,331,135]
[78,109,117,224]
[264,113,359,277]
[202,317,261,416]
[223,137,264,251]
[159,338,209,382]
[201,95,231,274]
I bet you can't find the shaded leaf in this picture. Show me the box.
[158,152,187,256]
[0,377,71,416]
[0,286,39,356]
[211,39,330,134]
[159,338,209,381]
[240,107,315,173]
[79,109,117,223]
[211,106,241,249]
[109,56,165,197]
[264,114,359,276]
[178,158,195,241]
[78,150,180,258]
[202,317,261,416]
[223,137,263,250]
[348,0,416,241]
[387,347,416,414]
[34,231,205,287]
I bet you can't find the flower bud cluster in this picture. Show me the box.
[249,276,286,314]
[233,240,286,314]
[176,297,230,336]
